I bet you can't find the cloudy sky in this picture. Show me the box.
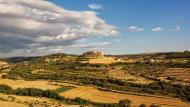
[0,0,190,57]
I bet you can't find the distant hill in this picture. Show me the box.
[3,51,190,64]
[5,57,38,63]
[110,51,190,59]
[5,53,78,63]
[30,53,78,64]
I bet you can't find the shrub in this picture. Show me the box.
[139,104,147,107]
[0,84,12,93]
[74,97,90,106]
[119,99,132,107]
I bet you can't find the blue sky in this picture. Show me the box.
[0,0,190,57]
[49,0,190,54]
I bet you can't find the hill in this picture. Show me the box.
[0,59,12,74]
[112,51,190,59]
[78,51,117,64]
[5,57,37,63]
[1,51,190,104]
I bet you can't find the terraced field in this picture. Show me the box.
[0,61,12,72]
[60,85,189,107]
[160,68,190,83]
[108,70,153,84]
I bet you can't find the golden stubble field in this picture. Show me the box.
[0,79,189,107]
[0,79,59,90]
[60,86,190,107]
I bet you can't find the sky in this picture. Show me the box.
[0,0,190,57]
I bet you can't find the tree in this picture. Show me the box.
[0,84,12,93]
[119,99,132,107]
[139,104,146,107]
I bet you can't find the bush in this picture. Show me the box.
[119,99,132,107]
[74,97,89,106]
[0,84,12,93]
[139,104,147,107]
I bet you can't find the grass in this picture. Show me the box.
[53,86,74,93]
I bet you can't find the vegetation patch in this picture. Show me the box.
[53,86,74,93]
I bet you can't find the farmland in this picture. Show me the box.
[0,79,59,90]
[0,78,189,107]
[0,93,81,107]
[60,85,189,107]
[159,68,190,83]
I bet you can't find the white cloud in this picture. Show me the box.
[88,3,103,10]
[152,27,163,32]
[171,26,181,32]
[0,0,118,56]
[128,26,144,32]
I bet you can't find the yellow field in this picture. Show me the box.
[0,93,81,107]
[108,70,153,84]
[0,61,8,65]
[60,86,189,107]
[0,79,189,107]
[0,101,29,107]
[0,61,12,72]
[88,57,116,64]
[0,79,59,90]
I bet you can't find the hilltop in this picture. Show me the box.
[78,51,117,64]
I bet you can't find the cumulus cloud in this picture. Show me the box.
[88,3,103,10]
[128,26,144,32]
[0,0,118,56]
[152,27,163,32]
[171,26,180,32]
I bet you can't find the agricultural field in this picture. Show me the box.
[0,93,81,107]
[0,60,12,73]
[159,68,190,83]
[0,101,29,107]
[108,69,153,84]
[0,79,59,90]
[60,85,189,107]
